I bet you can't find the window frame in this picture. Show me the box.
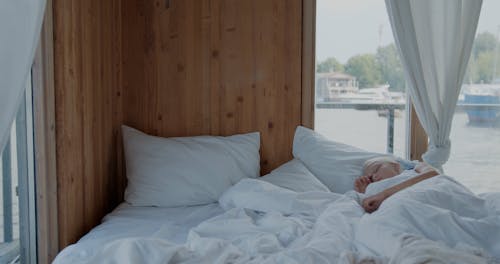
[18,74,38,264]
[0,42,39,264]
[31,0,59,262]
[302,0,317,129]
[305,0,428,160]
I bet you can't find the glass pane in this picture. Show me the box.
[0,75,36,263]
[315,0,408,158]
[443,0,500,193]
[0,116,21,263]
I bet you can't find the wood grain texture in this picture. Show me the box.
[301,0,316,129]
[409,104,428,161]
[32,0,59,262]
[52,0,314,252]
[53,0,122,249]
[122,0,304,174]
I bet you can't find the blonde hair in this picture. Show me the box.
[363,156,403,175]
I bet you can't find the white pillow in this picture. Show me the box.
[122,125,260,207]
[292,126,389,194]
[259,159,329,192]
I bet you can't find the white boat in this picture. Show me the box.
[316,72,405,116]
[349,86,392,104]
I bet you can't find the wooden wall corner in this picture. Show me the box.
[301,0,316,129]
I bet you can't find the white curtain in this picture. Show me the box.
[0,0,46,151]
[385,0,482,171]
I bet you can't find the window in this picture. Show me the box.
[315,0,408,158]
[443,0,500,193]
[0,74,37,263]
[315,0,500,194]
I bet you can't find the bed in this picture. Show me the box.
[53,126,500,264]
[54,203,225,262]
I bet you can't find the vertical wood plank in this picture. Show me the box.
[301,0,316,129]
[111,0,124,209]
[32,0,59,262]
[54,0,85,247]
[409,104,428,160]
[53,0,123,249]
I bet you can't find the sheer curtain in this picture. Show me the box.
[385,0,482,171]
[0,0,46,151]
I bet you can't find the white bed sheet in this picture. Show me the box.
[55,203,224,260]
[55,178,500,264]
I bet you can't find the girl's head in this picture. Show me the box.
[362,156,403,182]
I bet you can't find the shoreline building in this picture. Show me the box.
[316,72,358,102]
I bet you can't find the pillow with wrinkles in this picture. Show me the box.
[122,125,260,207]
[292,126,410,194]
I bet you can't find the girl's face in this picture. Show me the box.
[364,162,401,182]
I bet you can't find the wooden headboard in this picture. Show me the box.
[51,0,315,253]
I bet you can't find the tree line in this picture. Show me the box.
[317,31,500,92]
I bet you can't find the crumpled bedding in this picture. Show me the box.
[54,177,500,264]
[356,176,500,261]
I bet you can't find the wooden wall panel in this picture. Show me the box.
[53,0,122,248]
[301,0,316,129]
[122,0,304,173]
[33,0,59,262]
[52,0,310,252]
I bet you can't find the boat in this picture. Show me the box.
[462,83,500,124]
[316,72,396,103]
[352,86,392,104]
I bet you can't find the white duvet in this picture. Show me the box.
[54,176,500,264]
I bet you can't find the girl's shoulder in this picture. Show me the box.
[365,170,418,196]
[414,162,439,174]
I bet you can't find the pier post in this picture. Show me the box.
[387,108,394,154]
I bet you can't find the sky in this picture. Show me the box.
[316,0,500,63]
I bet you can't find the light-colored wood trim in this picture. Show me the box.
[301,0,316,129]
[409,103,428,161]
[32,0,59,262]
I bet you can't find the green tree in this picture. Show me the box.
[316,57,344,73]
[465,31,500,84]
[473,32,497,58]
[474,51,496,83]
[376,44,405,92]
[345,54,381,88]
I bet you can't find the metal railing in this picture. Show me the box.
[1,139,13,243]
[316,102,500,154]
[0,124,20,264]
[0,90,31,263]
[0,78,37,264]
[1,107,27,246]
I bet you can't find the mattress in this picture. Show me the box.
[55,203,224,260]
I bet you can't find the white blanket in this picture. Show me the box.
[356,176,500,261]
[54,177,500,264]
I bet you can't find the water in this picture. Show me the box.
[315,108,500,194]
